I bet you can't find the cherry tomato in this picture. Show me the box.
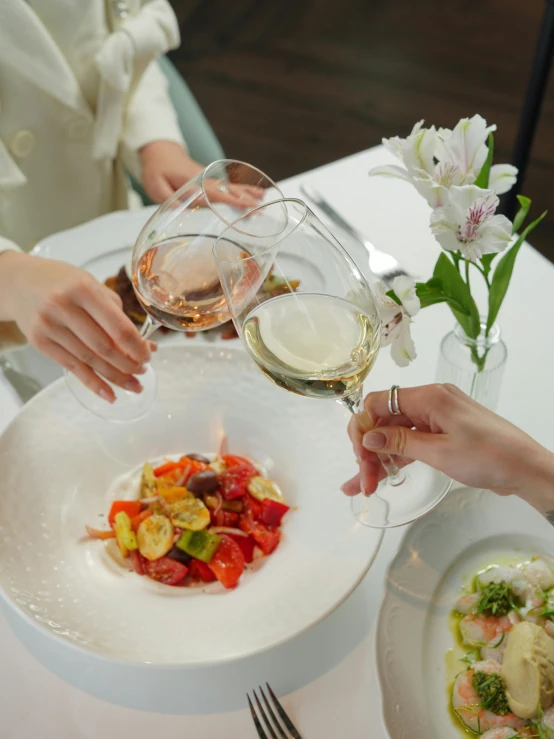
[219,465,256,501]
[108,500,142,528]
[208,536,245,589]
[212,509,239,527]
[222,455,257,474]
[189,559,217,583]
[129,550,146,576]
[144,556,188,586]
[244,494,263,522]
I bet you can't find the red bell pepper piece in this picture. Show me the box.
[108,500,142,528]
[261,499,290,527]
[230,534,256,563]
[189,559,217,583]
[153,461,184,478]
[239,514,281,556]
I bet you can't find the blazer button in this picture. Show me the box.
[66,119,90,141]
[10,130,35,158]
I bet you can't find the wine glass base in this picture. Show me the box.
[351,462,453,529]
[65,366,157,422]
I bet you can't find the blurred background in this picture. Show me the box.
[168,0,553,262]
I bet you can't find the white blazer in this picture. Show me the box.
[0,0,185,349]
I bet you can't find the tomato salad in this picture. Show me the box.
[86,452,289,589]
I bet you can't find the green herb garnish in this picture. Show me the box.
[471,671,510,715]
[475,581,518,617]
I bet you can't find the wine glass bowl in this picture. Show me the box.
[65,160,284,422]
[213,199,382,404]
[214,198,453,528]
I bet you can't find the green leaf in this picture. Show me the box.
[416,279,471,314]
[487,209,548,333]
[385,290,401,306]
[474,133,495,189]
[434,253,481,338]
[480,253,496,277]
[512,194,531,234]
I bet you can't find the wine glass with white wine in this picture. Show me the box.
[213,199,452,528]
[65,159,285,422]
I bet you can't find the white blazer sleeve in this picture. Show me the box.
[0,238,27,352]
[121,59,186,182]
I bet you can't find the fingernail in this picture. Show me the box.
[340,483,348,494]
[99,389,114,404]
[124,379,142,393]
[363,432,386,450]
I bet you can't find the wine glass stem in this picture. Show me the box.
[341,388,406,487]
[141,315,160,342]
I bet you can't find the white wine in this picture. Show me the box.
[242,293,379,400]
[134,235,252,331]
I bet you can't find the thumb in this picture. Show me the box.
[362,426,444,467]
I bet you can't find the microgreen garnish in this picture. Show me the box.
[475,581,519,617]
[471,671,510,715]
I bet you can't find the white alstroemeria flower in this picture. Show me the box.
[375,276,420,367]
[369,120,437,183]
[488,163,518,195]
[430,185,512,263]
[436,115,496,182]
[412,160,466,208]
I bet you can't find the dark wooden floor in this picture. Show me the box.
[169,0,554,262]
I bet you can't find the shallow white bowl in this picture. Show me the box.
[0,344,382,667]
[376,486,554,738]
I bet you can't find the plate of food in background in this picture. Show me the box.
[376,486,554,738]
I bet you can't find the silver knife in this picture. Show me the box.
[299,184,411,285]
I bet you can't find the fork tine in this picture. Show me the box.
[258,686,287,739]
[266,683,303,739]
[248,694,269,739]
[254,689,280,739]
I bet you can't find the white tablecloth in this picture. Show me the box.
[1,146,553,738]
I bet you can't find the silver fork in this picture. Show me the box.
[247,683,303,739]
[299,183,411,286]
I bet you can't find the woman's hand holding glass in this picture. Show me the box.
[343,383,554,518]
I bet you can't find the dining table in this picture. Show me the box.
[1,144,553,739]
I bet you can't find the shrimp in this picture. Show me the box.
[480,729,519,739]
[455,593,479,614]
[460,612,517,648]
[545,620,554,639]
[481,638,508,665]
[452,660,526,734]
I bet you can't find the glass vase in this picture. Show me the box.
[436,321,507,411]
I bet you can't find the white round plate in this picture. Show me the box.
[376,487,554,738]
[0,344,382,667]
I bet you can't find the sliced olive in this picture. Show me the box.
[186,453,211,464]
[167,545,192,566]
[187,469,220,494]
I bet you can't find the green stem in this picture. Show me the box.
[473,261,491,289]
[465,259,471,290]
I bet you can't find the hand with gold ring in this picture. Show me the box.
[343,384,554,518]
